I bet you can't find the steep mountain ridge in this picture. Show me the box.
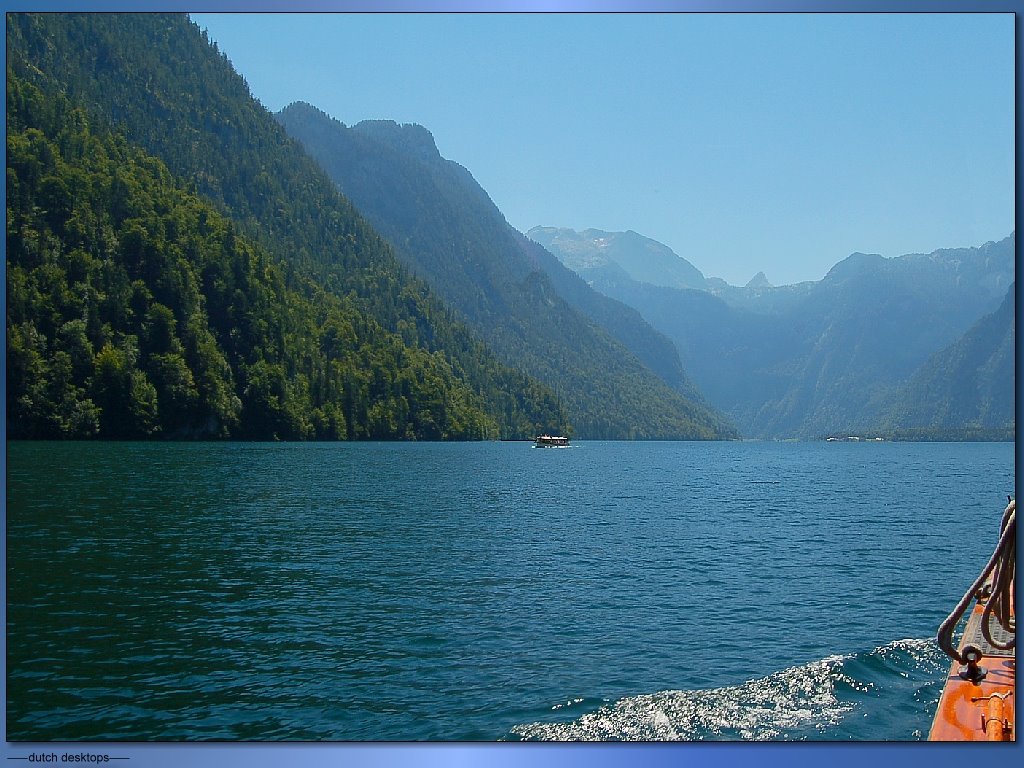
[881,282,1015,435]
[277,101,735,439]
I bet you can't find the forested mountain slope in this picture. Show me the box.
[6,12,567,439]
[276,102,735,439]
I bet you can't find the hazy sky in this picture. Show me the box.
[191,11,1013,286]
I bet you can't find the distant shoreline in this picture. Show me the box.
[4,432,1015,444]
[823,428,1015,443]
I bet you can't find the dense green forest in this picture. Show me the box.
[6,15,568,440]
[277,103,736,440]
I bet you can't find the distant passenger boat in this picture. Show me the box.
[534,434,570,447]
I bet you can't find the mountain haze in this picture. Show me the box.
[276,101,735,439]
[528,227,709,291]
[881,282,1015,435]
[538,227,1014,438]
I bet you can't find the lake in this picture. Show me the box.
[5,440,1015,741]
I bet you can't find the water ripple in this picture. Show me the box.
[6,441,1013,740]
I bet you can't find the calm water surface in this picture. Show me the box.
[6,440,1015,740]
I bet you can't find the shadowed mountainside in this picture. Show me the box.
[276,101,736,439]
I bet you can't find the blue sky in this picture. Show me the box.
[191,11,1013,286]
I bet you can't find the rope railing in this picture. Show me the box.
[936,499,1015,665]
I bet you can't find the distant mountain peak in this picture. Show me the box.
[531,226,706,291]
[745,271,772,289]
[825,251,887,281]
[352,119,440,163]
[281,100,338,121]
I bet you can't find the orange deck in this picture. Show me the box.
[929,599,1015,741]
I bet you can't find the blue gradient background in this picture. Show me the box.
[2,1,1020,768]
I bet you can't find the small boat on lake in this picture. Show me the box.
[534,434,570,448]
[929,498,1015,741]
